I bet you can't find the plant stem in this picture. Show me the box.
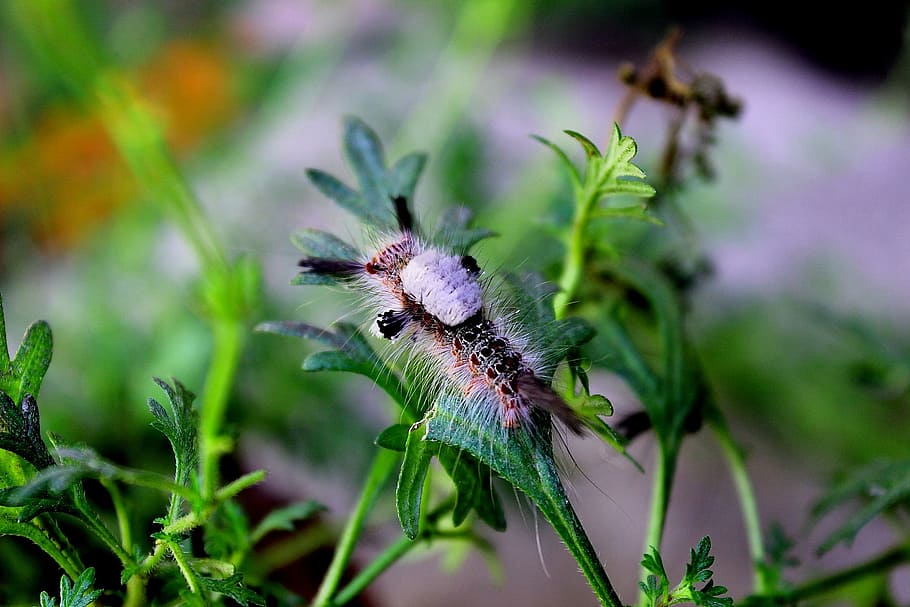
[330,535,417,607]
[0,518,84,580]
[765,544,910,604]
[199,319,246,498]
[638,444,674,607]
[169,540,202,596]
[102,479,132,552]
[311,449,398,607]
[75,492,135,567]
[711,420,767,593]
[554,186,597,320]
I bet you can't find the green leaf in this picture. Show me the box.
[602,180,657,198]
[204,500,250,560]
[38,568,102,607]
[436,445,506,530]
[0,392,54,470]
[148,377,198,490]
[390,152,428,202]
[290,228,360,261]
[343,117,398,230]
[639,545,669,606]
[302,350,371,374]
[641,538,732,607]
[0,293,53,406]
[198,573,265,606]
[5,446,188,514]
[305,168,390,230]
[425,396,621,605]
[250,500,325,544]
[376,424,411,452]
[259,321,416,420]
[255,321,350,351]
[564,129,602,159]
[685,536,716,585]
[812,457,910,554]
[431,207,497,252]
[396,422,432,540]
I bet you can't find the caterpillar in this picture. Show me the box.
[297,194,584,435]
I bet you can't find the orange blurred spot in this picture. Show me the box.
[0,37,238,251]
[139,39,237,151]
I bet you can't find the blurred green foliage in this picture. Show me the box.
[0,0,907,605]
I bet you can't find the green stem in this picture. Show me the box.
[75,492,135,567]
[639,444,674,607]
[311,449,398,607]
[101,479,132,552]
[199,320,245,498]
[169,540,202,596]
[765,544,910,604]
[123,575,147,607]
[711,420,766,593]
[330,535,416,607]
[330,498,458,606]
[0,518,84,580]
[554,186,597,320]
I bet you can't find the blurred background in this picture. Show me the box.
[1,0,909,604]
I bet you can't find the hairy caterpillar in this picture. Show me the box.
[297,194,584,434]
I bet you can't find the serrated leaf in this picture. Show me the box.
[290,272,342,286]
[148,378,198,490]
[376,424,410,452]
[198,573,265,606]
[641,544,668,578]
[37,568,102,607]
[685,536,715,584]
[251,500,325,544]
[396,421,432,540]
[390,152,428,202]
[290,228,360,260]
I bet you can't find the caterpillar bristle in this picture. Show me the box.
[516,374,586,435]
[391,195,414,233]
[298,258,363,277]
